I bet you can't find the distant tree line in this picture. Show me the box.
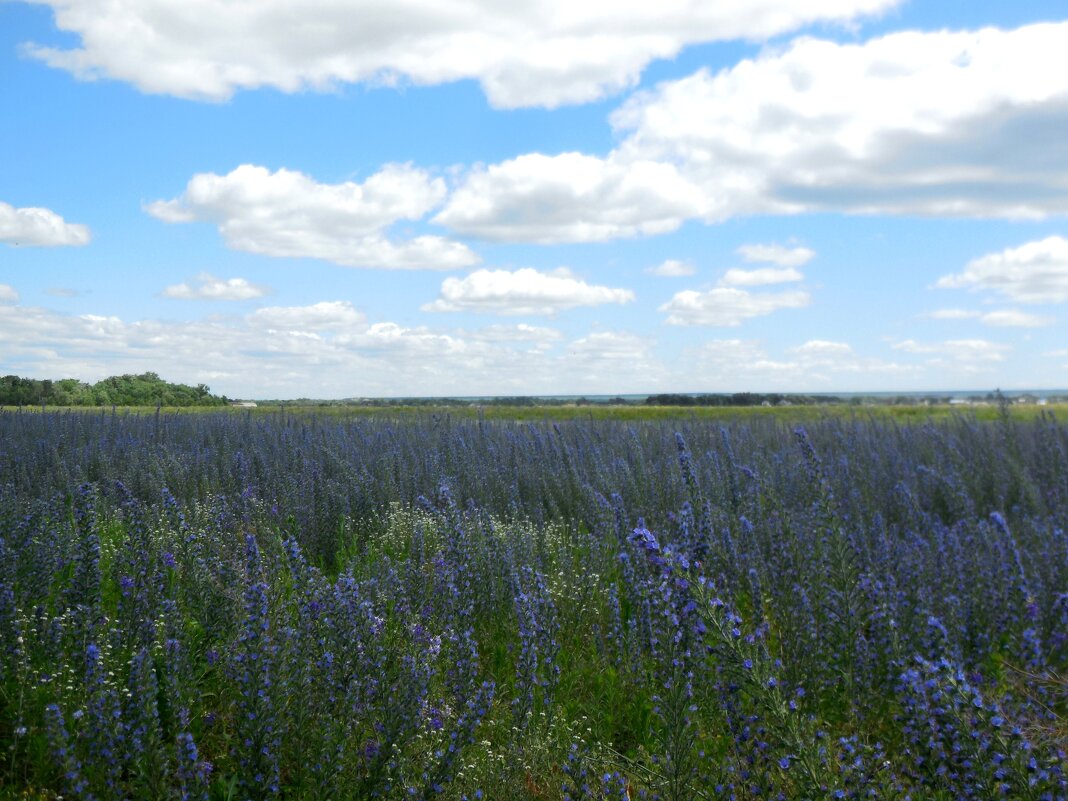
[644,392,843,407]
[0,372,229,407]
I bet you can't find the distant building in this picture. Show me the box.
[230,401,258,408]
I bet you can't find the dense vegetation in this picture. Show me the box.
[0,408,1065,799]
[0,372,228,407]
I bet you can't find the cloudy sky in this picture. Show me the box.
[2,1,1068,398]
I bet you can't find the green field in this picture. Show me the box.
[3,401,1064,424]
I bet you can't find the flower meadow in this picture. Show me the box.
[0,408,1065,800]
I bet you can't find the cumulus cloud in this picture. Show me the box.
[463,324,563,345]
[147,163,476,270]
[248,301,367,332]
[892,338,1006,358]
[610,21,1068,221]
[928,308,980,320]
[789,339,854,359]
[0,285,18,304]
[659,287,809,326]
[659,248,812,326]
[718,243,811,285]
[422,267,635,315]
[21,0,897,108]
[737,243,815,267]
[0,294,1034,395]
[434,153,706,243]
[926,306,1053,327]
[646,259,696,277]
[692,338,913,388]
[0,201,90,247]
[892,338,1011,371]
[695,339,773,370]
[162,273,271,301]
[978,309,1054,328]
[0,300,674,397]
[936,236,1068,303]
[430,22,1068,242]
[562,331,669,388]
[0,302,465,397]
[567,331,651,362]
[720,267,804,286]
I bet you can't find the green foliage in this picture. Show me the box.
[0,372,228,407]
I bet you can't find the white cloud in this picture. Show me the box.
[737,243,815,267]
[147,163,477,270]
[660,249,812,325]
[162,273,271,301]
[562,331,668,389]
[612,22,1068,221]
[0,201,90,247]
[0,285,18,304]
[695,339,774,369]
[936,236,1068,303]
[978,309,1054,328]
[928,308,980,320]
[463,323,563,345]
[789,339,853,359]
[422,267,635,315]
[434,153,706,243]
[720,266,804,286]
[646,259,695,277]
[21,0,897,108]
[0,297,1037,396]
[692,338,913,388]
[892,338,1011,371]
[926,306,1053,327]
[248,301,367,332]
[431,22,1068,243]
[660,287,809,326]
[0,300,674,397]
[0,302,470,397]
[567,331,650,362]
[718,243,810,285]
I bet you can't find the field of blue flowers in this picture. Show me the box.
[0,408,1065,800]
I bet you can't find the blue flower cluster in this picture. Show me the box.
[0,407,1065,798]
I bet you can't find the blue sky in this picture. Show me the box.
[2,1,1068,398]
